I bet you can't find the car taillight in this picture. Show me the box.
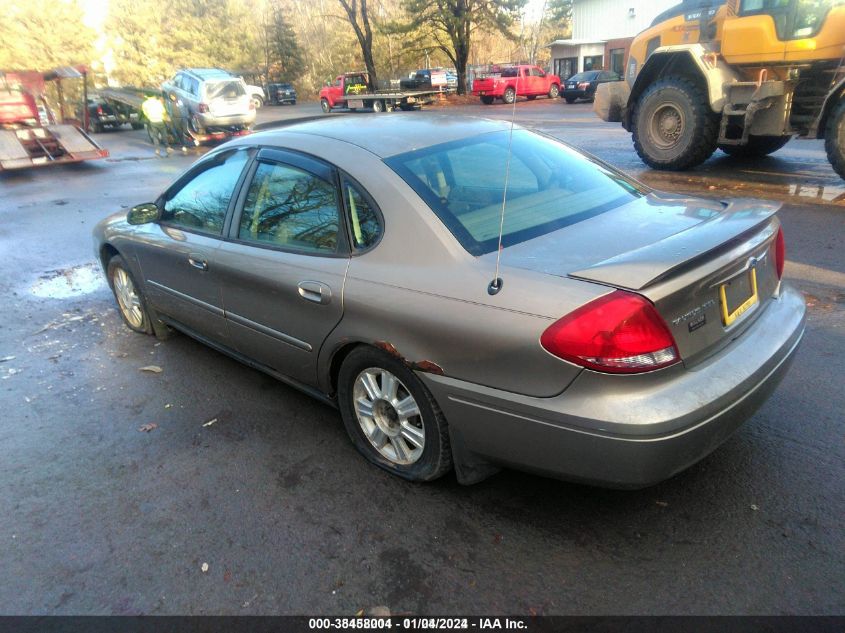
[774,226,785,279]
[96,105,104,115]
[540,290,680,373]
[198,103,209,113]
[578,82,590,89]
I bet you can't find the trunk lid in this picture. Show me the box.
[204,80,249,117]
[497,193,783,365]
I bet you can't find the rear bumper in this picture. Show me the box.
[196,111,256,128]
[562,89,591,99]
[419,284,806,488]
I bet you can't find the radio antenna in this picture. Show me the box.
[488,68,520,296]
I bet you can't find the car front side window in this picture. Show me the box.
[162,150,249,235]
[238,161,341,254]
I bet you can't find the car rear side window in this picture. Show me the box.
[385,130,646,255]
[162,150,249,235]
[238,161,340,254]
[206,81,245,100]
[343,179,382,250]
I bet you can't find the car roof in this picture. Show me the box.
[239,114,514,159]
[182,68,235,81]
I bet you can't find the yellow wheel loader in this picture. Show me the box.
[594,0,845,179]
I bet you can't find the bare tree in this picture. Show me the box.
[396,0,526,95]
[336,0,379,89]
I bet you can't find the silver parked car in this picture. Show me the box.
[161,68,256,134]
[93,115,805,488]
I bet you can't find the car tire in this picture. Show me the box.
[292,100,297,106]
[824,98,845,180]
[632,75,719,171]
[548,84,560,99]
[565,96,577,104]
[320,98,331,113]
[93,120,104,133]
[372,99,384,113]
[719,135,791,158]
[131,122,144,130]
[337,346,452,482]
[107,254,153,335]
[188,116,205,135]
[503,87,516,105]
[480,96,494,105]
[252,95,264,109]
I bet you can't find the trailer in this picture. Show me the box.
[96,87,146,130]
[319,72,439,113]
[0,83,107,171]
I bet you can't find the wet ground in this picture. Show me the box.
[0,100,843,615]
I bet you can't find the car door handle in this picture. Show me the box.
[298,281,331,305]
[187,255,208,271]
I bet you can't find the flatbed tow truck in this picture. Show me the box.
[0,69,107,171]
[319,72,439,113]
[98,87,250,145]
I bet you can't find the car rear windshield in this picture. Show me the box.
[385,130,647,255]
[569,71,600,82]
[501,67,519,77]
[205,80,245,100]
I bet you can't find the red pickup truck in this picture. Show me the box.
[472,65,561,105]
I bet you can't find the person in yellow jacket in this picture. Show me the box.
[141,93,170,156]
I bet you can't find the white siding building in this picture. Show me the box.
[549,0,677,79]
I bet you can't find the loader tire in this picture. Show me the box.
[632,76,719,170]
[719,135,791,158]
[825,98,845,180]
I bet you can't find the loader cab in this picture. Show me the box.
[721,0,845,64]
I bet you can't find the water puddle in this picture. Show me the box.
[30,263,105,299]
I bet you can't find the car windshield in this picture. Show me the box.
[385,130,647,255]
[569,72,600,82]
[279,83,293,89]
[204,80,245,100]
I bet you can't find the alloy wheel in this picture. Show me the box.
[352,367,425,465]
[112,267,144,329]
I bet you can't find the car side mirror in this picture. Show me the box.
[127,202,160,225]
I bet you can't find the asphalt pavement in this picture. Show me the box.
[0,99,842,615]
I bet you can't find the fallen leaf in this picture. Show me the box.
[223,569,232,583]
[139,365,163,373]
[242,593,258,608]
[165,403,172,409]
[655,500,669,507]
[138,423,158,433]
[201,562,209,573]
[750,504,759,511]
[203,418,218,427]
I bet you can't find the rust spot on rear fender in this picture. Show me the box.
[410,360,444,375]
[374,341,444,375]
[374,340,402,358]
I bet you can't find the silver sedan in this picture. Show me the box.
[93,115,806,488]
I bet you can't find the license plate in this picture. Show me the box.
[719,267,758,326]
[568,83,576,89]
